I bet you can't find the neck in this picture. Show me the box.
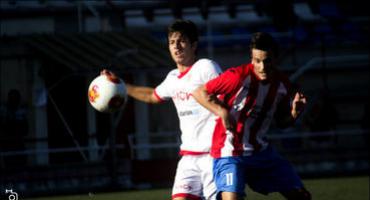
[177,65,190,73]
[177,57,196,73]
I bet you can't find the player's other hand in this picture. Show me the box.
[220,108,236,132]
[101,69,117,78]
[100,69,121,83]
[291,92,307,119]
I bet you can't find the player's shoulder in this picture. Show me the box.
[193,58,220,69]
[162,68,180,82]
[194,58,217,65]
[274,70,293,92]
[224,63,251,75]
[275,70,291,85]
[167,68,179,77]
[191,58,222,76]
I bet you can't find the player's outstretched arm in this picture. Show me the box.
[193,85,234,131]
[100,69,161,104]
[125,84,161,104]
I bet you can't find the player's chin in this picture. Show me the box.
[257,74,268,81]
[176,59,188,66]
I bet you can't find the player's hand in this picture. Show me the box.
[100,69,121,83]
[220,108,236,132]
[291,92,307,119]
[101,69,117,78]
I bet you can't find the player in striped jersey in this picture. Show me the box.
[193,32,311,200]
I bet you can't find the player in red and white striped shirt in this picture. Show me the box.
[193,32,311,200]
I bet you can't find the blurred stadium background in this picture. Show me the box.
[0,0,368,199]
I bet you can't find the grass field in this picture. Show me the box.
[26,176,369,200]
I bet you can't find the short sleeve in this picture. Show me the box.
[205,66,243,95]
[154,71,176,101]
[197,59,222,83]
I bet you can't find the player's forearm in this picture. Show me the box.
[126,84,158,104]
[291,110,300,119]
[192,85,226,117]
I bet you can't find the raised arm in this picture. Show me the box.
[101,69,161,104]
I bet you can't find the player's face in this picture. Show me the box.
[251,49,276,81]
[168,32,197,67]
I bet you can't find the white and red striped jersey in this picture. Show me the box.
[154,58,222,154]
[205,63,294,158]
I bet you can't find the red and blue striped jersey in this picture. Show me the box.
[205,63,294,158]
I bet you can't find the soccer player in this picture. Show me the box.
[192,32,311,200]
[103,20,221,200]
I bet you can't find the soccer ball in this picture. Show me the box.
[88,73,127,113]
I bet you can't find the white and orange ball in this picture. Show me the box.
[88,74,127,113]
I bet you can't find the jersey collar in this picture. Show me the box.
[177,66,192,79]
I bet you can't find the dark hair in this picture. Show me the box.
[168,19,198,44]
[250,32,279,57]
